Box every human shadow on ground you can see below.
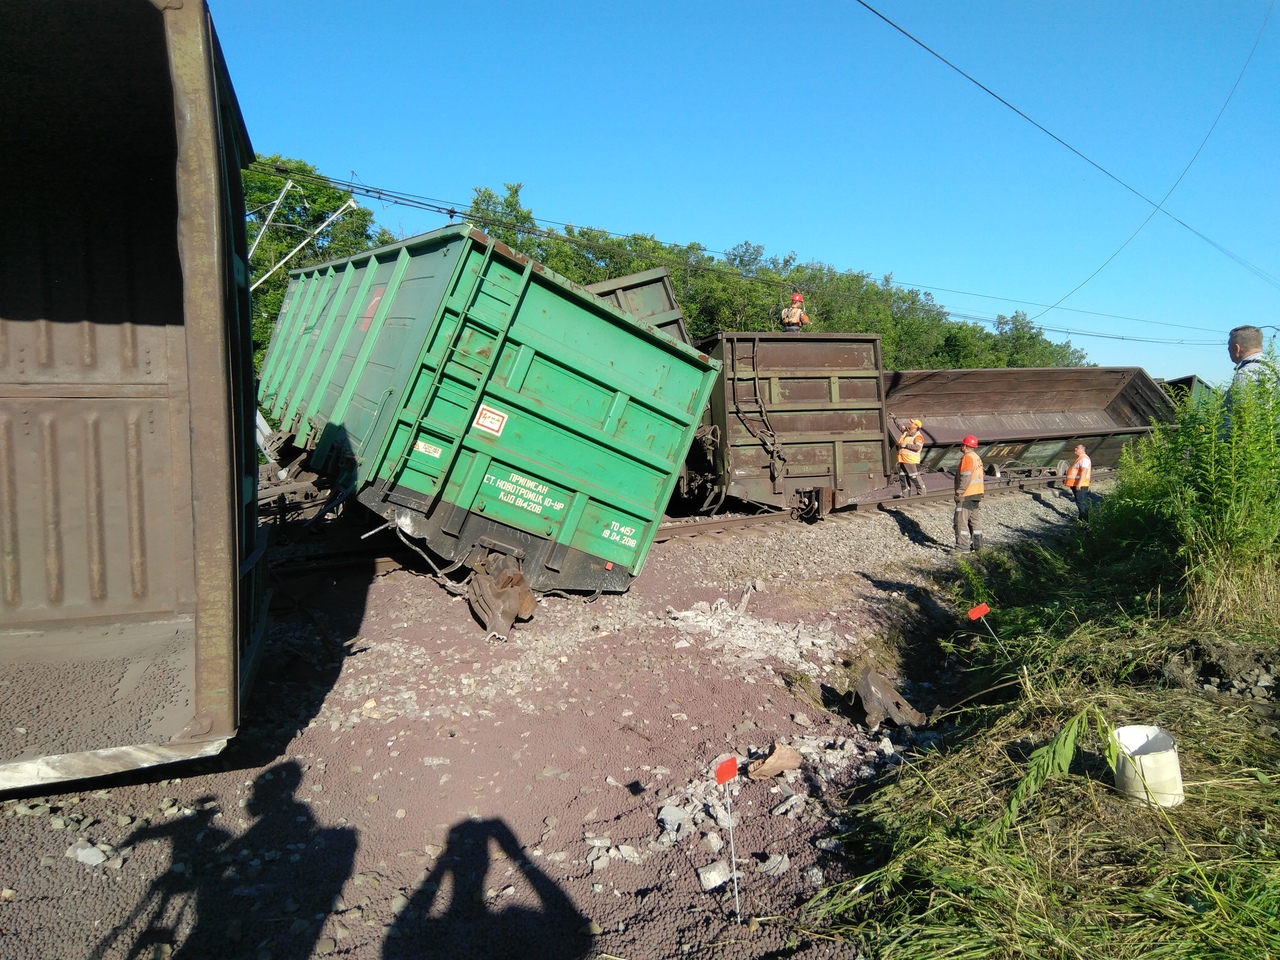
[383,818,591,960]
[90,759,356,960]
[883,508,948,549]
[1029,489,1084,521]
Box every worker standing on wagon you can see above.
[953,434,985,551]
[896,418,926,497]
[780,293,810,332]
[1062,443,1092,519]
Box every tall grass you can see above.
[797,595,1280,958]
[1103,374,1280,625]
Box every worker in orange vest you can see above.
[1063,443,1092,518]
[896,418,926,497]
[953,434,985,551]
[780,293,811,332]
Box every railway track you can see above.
[856,471,1072,513]
[271,473,1083,579]
[653,511,791,540]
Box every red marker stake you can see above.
[714,755,742,923]
[968,603,1011,660]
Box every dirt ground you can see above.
[0,500,1073,960]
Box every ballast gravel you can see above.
[1,489,1094,960]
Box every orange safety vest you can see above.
[781,305,810,328]
[957,449,984,498]
[1065,454,1092,489]
[897,429,924,465]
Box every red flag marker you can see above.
[713,754,742,922]
[715,756,738,785]
[966,602,1011,660]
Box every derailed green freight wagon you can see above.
[259,225,719,632]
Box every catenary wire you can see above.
[851,0,1280,292]
[246,164,1231,348]
[948,312,1220,346]
[1028,0,1275,320]
[247,162,1228,345]
[892,283,1221,333]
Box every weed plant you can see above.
[1104,374,1280,625]
[803,678,1280,958]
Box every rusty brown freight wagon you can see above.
[0,0,268,789]
[581,271,894,517]
[689,333,891,517]
[882,367,1174,476]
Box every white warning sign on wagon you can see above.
[472,404,508,437]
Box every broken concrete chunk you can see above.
[758,853,791,876]
[657,805,691,832]
[771,795,805,818]
[697,859,732,891]
[707,800,736,831]
[65,838,106,866]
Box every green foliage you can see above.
[465,184,1087,370]
[245,155,396,370]
[1102,369,1280,624]
[992,705,1118,842]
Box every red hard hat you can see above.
[791,293,804,303]
[962,434,979,448]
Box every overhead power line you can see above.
[247,163,1227,348]
[1029,0,1275,319]
[886,281,1222,333]
[949,312,1220,346]
[247,163,820,293]
[851,0,1280,292]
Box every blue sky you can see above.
[209,0,1278,384]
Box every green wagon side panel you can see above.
[258,224,718,585]
[289,261,375,439]
[267,268,334,421]
[280,264,355,432]
[258,275,302,401]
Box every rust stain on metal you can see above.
[0,416,19,606]
[85,414,106,601]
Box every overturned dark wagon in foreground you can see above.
[258,226,719,633]
[0,0,268,790]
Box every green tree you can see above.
[460,183,1090,371]
[992,311,1088,367]
[465,183,539,256]
[245,154,395,369]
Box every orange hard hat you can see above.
[962,434,979,448]
[791,293,804,303]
